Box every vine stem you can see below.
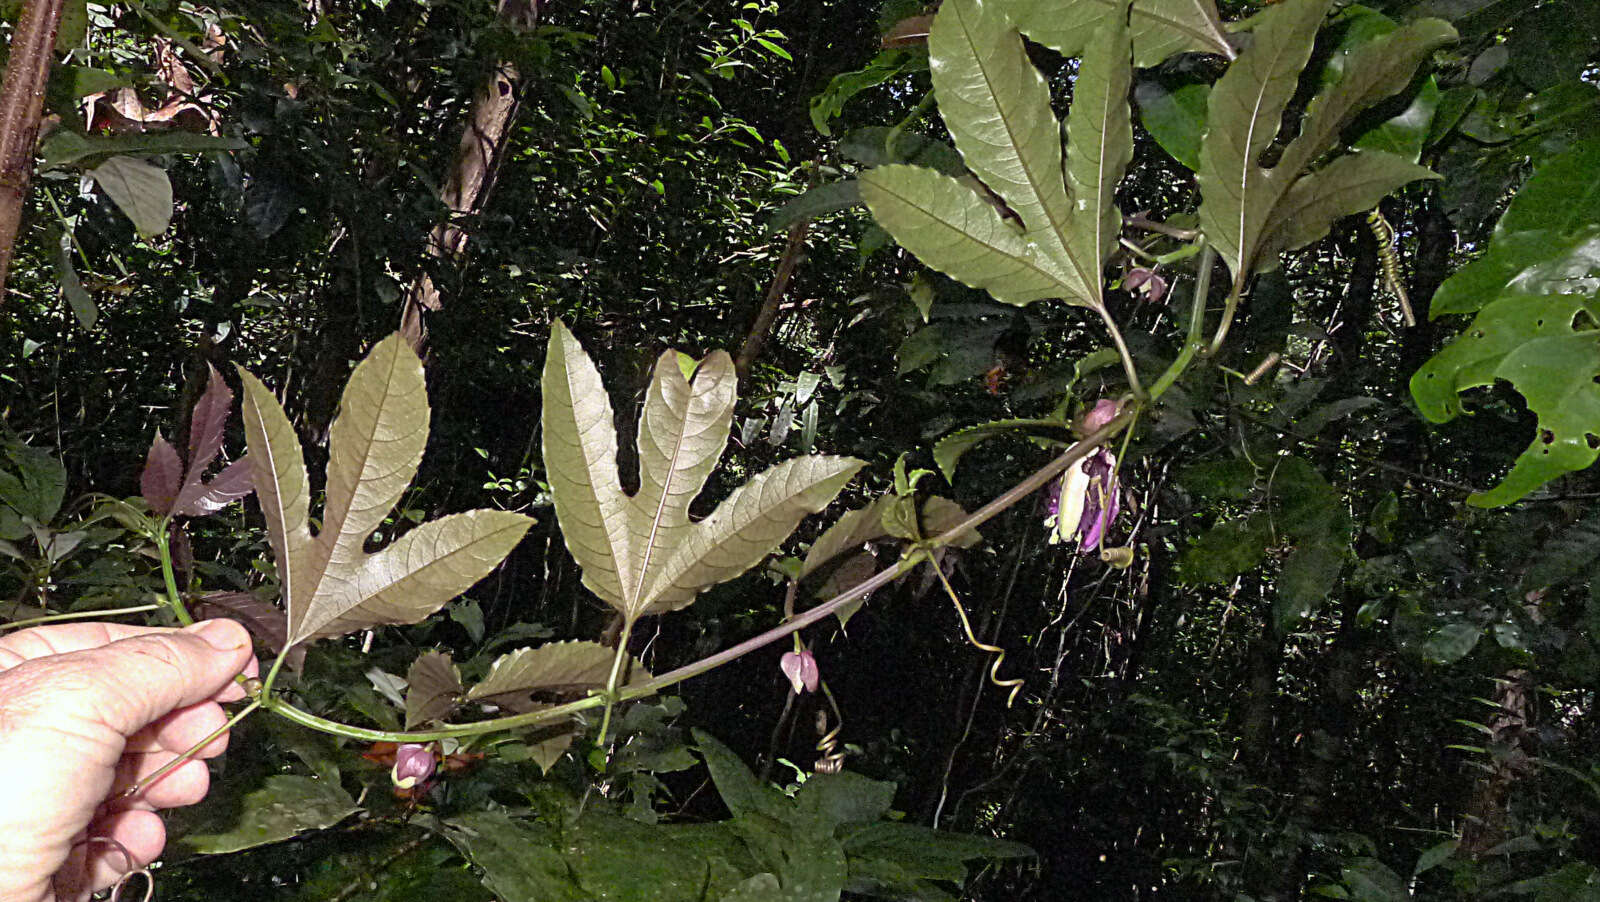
[595,617,636,755]
[152,525,195,626]
[120,698,261,800]
[1095,302,1146,399]
[252,414,1140,744]
[1149,243,1215,400]
[0,604,160,632]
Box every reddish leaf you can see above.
[186,364,232,478]
[176,455,254,517]
[192,590,304,672]
[882,14,932,48]
[140,431,182,515]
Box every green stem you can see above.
[252,418,1136,745]
[152,525,195,626]
[121,699,261,800]
[1096,303,1146,399]
[0,603,161,632]
[1206,276,1243,357]
[1149,243,1215,401]
[595,618,636,754]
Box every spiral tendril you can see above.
[929,552,1023,707]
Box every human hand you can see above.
[0,619,258,901]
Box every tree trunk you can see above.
[398,0,540,354]
[0,0,67,297]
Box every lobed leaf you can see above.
[405,649,464,728]
[1412,293,1600,505]
[466,640,649,711]
[930,0,1077,280]
[1062,1,1135,309]
[1196,0,1334,282]
[543,321,862,624]
[239,334,533,647]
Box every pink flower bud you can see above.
[391,743,436,789]
[780,649,820,694]
[1081,399,1120,433]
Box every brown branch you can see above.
[734,218,810,382]
[399,0,540,354]
[0,0,67,298]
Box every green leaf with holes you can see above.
[1412,292,1600,506]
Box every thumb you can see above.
[54,619,254,737]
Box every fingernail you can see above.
[190,619,247,651]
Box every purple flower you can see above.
[1126,268,1168,304]
[780,649,820,694]
[1050,448,1121,554]
[1081,399,1120,433]
[391,743,436,789]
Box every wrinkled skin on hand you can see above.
[0,620,257,901]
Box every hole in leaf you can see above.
[1587,434,1599,449]
[1541,428,1556,445]
[1472,330,1485,339]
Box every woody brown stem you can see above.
[0,0,67,298]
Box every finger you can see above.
[49,620,255,738]
[0,622,177,670]
[124,700,229,757]
[110,754,211,809]
[55,811,164,898]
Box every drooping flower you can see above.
[1080,398,1120,434]
[1125,268,1169,305]
[391,743,437,789]
[779,649,820,694]
[1046,402,1123,554]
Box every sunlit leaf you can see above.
[1196,0,1337,281]
[88,155,173,237]
[1135,78,1209,171]
[542,320,862,626]
[1413,293,1600,506]
[1061,1,1134,309]
[930,0,1076,274]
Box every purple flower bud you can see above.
[1081,399,1120,433]
[1126,268,1169,304]
[780,649,820,694]
[391,743,436,789]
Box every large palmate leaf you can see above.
[1009,0,1233,67]
[861,0,1136,312]
[1196,0,1454,287]
[239,334,533,646]
[542,320,862,625]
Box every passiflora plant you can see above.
[93,325,1036,898]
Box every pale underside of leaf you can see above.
[645,455,865,616]
[931,0,1076,274]
[628,350,737,611]
[1011,0,1234,67]
[306,334,431,635]
[181,456,254,516]
[297,510,533,643]
[1196,0,1334,280]
[1062,4,1135,309]
[1262,152,1439,259]
[236,368,313,626]
[542,320,638,609]
[860,165,1082,306]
